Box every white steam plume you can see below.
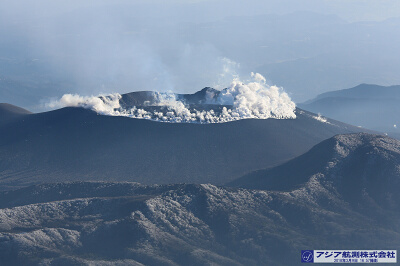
[46,94,122,115]
[47,73,296,123]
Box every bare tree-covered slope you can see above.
[229,133,400,211]
[0,133,399,265]
[0,179,398,265]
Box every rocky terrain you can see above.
[0,133,398,265]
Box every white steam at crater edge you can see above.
[47,73,296,123]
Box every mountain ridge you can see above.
[0,133,398,265]
[0,103,370,190]
[229,132,400,213]
[0,173,398,265]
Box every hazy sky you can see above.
[1,0,400,110]
[2,0,400,21]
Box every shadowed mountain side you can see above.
[0,106,368,190]
[0,103,32,126]
[0,181,399,265]
[229,133,400,213]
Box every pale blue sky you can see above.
[1,0,400,110]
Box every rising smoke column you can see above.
[47,73,296,123]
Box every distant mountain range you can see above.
[299,84,400,134]
[304,84,400,102]
[0,89,369,190]
[0,133,399,265]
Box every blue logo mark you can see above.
[301,250,314,263]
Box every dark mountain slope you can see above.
[229,133,400,212]
[0,105,368,190]
[0,103,31,126]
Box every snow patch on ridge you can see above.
[312,113,329,124]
